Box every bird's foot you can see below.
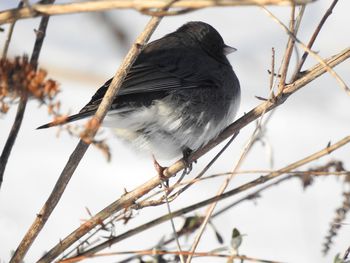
[182,148,196,175]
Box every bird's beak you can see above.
[223,44,237,55]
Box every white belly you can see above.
[103,94,240,160]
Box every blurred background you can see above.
[0,0,349,262]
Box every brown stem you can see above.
[261,5,349,95]
[1,2,23,59]
[63,135,350,262]
[291,0,339,80]
[0,0,53,190]
[61,249,283,263]
[0,1,314,25]
[277,3,296,93]
[0,94,28,188]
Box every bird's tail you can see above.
[36,110,95,129]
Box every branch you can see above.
[61,249,283,263]
[291,0,339,80]
[261,5,350,95]
[61,135,350,262]
[277,3,296,93]
[0,98,28,189]
[38,47,350,263]
[0,0,52,190]
[0,0,316,25]
[1,2,22,59]
[93,166,348,263]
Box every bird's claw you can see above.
[182,147,196,175]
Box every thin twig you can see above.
[169,170,348,191]
[1,2,23,59]
[140,7,194,16]
[62,135,350,262]
[269,47,276,91]
[261,6,350,96]
[294,4,306,35]
[1,22,15,58]
[291,0,339,80]
[134,166,349,208]
[0,96,27,188]
[0,0,53,190]
[288,4,305,78]
[161,181,185,263]
[0,0,314,25]
[60,210,128,260]
[60,249,283,263]
[36,47,350,263]
[277,3,296,94]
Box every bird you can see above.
[38,21,241,166]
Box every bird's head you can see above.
[176,21,236,59]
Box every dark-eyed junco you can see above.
[38,21,241,161]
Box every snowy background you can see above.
[0,0,350,262]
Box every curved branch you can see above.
[0,0,316,25]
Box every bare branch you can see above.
[0,95,28,188]
[261,6,350,95]
[0,0,53,190]
[278,3,296,94]
[0,0,316,25]
[161,182,186,263]
[1,2,23,59]
[60,249,284,263]
[292,0,339,80]
[61,135,350,262]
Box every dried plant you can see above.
[297,160,347,189]
[323,175,350,255]
[0,55,59,114]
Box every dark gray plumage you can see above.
[38,21,241,159]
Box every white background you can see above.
[0,1,350,262]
